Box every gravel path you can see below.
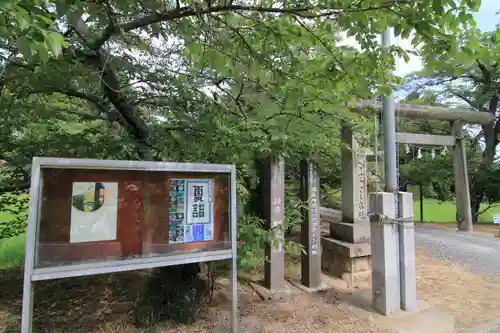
[415,225,500,275]
[320,207,500,275]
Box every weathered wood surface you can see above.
[350,100,495,125]
[395,132,455,146]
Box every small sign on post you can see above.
[494,214,500,238]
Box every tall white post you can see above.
[369,192,401,315]
[398,192,417,311]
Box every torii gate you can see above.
[351,101,496,232]
[254,100,495,317]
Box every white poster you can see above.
[169,179,214,243]
[70,182,118,243]
[186,180,212,224]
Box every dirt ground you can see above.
[1,250,500,333]
[0,266,390,333]
[415,248,500,330]
[421,222,499,237]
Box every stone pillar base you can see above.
[321,236,371,287]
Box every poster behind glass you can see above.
[35,168,230,269]
[70,182,119,243]
[168,178,214,244]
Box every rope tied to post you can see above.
[368,212,414,227]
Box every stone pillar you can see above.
[341,127,368,222]
[398,192,417,311]
[452,120,473,232]
[263,156,285,291]
[321,125,371,286]
[299,159,321,288]
[369,192,400,316]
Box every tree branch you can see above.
[91,1,409,49]
[52,108,111,121]
[477,201,500,215]
[29,88,112,117]
[476,60,492,85]
[452,91,487,112]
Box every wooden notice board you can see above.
[36,168,230,268]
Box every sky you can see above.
[389,1,499,153]
[396,0,499,77]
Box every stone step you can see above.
[328,220,370,244]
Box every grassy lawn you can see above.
[0,233,25,269]
[414,198,500,223]
[0,207,26,269]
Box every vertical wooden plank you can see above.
[22,158,43,333]
[452,120,473,232]
[299,160,321,288]
[263,156,285,291]
[230,166,238,333]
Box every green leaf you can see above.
[495,31,500,43]
[432,0,444,15]
[33,42,49,63]
[47,32,64,57]
[394,24,402,37]
[16,36,33,58]
[32,30,45,42]
[402,53,410,63]
[16,14,30,31]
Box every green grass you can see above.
[0,233,26,269]
[0,207,26,270]
[413,198,500,223]
[0,210,16,221]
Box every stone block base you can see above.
[249,281,296,301]
[329,221,370,243]
[321,237,371,287]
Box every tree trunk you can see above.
[470,189,482,224]
[469,94,499,225]
[249,158,266,219]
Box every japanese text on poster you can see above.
[168,179,214,244]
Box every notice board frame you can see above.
[21,157,238,333]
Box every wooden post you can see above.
[299,159,321,288]
[452,120,473,232]
[263,156,285,291]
